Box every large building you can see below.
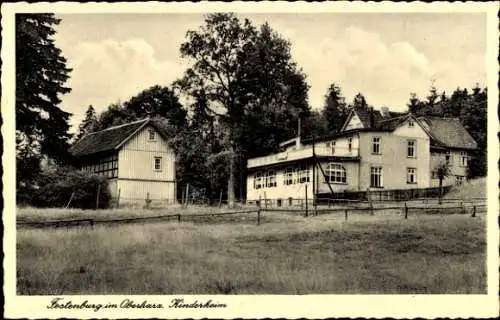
[246,106,477,203]
[70,118,176,206]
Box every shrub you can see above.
[30,165,111,209]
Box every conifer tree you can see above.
[76,105,98,140]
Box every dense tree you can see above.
[321,83,349,133]
[16,14,73,197]
[405,84,487,178]
[168,89,228,203]
[407,92,423,114]
[459,86,487,177]
[89,85,187,135]
[351,92,368,109]
[76,105,98,140]
[301,110,329,139]
[176,13,310,205]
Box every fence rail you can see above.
[17,210,260,229]
[17,199,487,230]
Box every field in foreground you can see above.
[17,210,485,294]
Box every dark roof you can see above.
[306,109,477,150]
[301,127,393,145]
[375,115,409,130]
[352,106,382,128]
[418,116,478,150]
[70,118,168,157]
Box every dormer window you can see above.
[148,130,156,141]
[408,120,414,127]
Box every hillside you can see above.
[444,177,487,200]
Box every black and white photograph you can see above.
[2,1,499,319]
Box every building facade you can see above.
[70,118,176,206]
[246,106,477,203]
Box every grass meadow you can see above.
[17,208,486,294]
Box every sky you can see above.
[53,13,487,132]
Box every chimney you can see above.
[381,106,390,118]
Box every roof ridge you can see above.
[85,118,149,136]
[376,114,408,123]
[419,115,460,120]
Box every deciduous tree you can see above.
[176,13,310,206]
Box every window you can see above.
[408,120,414,127]
[456,176,465,185]
[347,137,352,152]
[148,130,156,141]
[460,151,468,167]
[284,167,297,185]
[265,170,277,188]
[154,157,162,171]
[331,141,336,155]
[254,172,263,189]
[407,168,417,184]
[325,163,347,184]
[299,166,310,183]
[407,140,416,158]
[445,152,451,165]
[372,137,381,154]
[370,167,383,188]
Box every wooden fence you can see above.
[16,209,262,229]
[261,200,487,219]
[17,196,487,230]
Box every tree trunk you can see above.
[227,145,235,208]
[438,178,443,205]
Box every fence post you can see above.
[258,194,262,209]
[95,183,101,210]
[181,188,185,207]
[177,214,181,223]
[66,192,75,209]
[305,184,309,217]
[370,201,374,215]
[257,208,261,225]
[345,208,348,221]
[264,191,268,209]
[404,202,408,219]
[145,192,151,209]
[472,205,476,218]
[116,188,121,208]
[218,190,223,208]
[185,184,190,207]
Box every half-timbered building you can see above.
[70,118,176,206]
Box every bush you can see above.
[29,165,111,209]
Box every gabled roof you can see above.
[316,107,477,150]
[70,118,168,157]
[417,116,478,150]
[375,115,410,131]
[341,106,406,131]
[352,105,383,128]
